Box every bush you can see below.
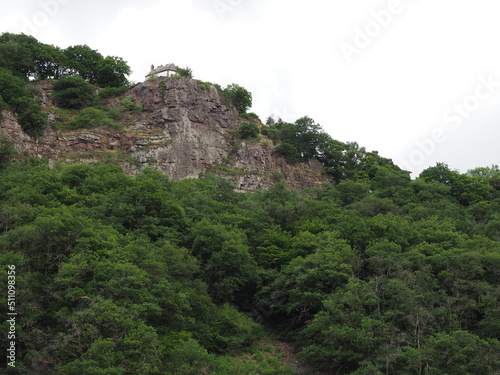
[52,76,96,109]
[17,101,48,134]
[177,66,193,78]
[239,112,261,122]
[261,126,280,143]
[238,122,260,140]
[98,86,128,99]
[273,142,301,163]
[69,107,121,130]
[0,69,47,134]
[120,96,141,112]
[197,80,213,91]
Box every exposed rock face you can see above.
[0,78,332,191]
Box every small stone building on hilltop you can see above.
[146,63,178,78]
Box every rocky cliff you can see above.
[0,78,331,191]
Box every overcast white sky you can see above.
[2,0,500,176]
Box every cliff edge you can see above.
[0,78,331,191]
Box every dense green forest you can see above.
[1,33,500,374]
[0,157,499,374]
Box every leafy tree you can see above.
[63,45,104,84]
[0,32,39,78]
[263,241,354,325]
[189,221,260,304]
[418,331,500,375]
[420,162,491,205]
[223,83,252,114]
[0,33,130,85]
[297,279,386,373]
[96,56,131,87]
[0,68,31,108]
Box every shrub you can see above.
[197,80,213,91]
[120,96,141,112]
[0,69,47,134]
[17,101,48,134]
[69,107,121,130]
[239,112,261,122]
[177,66,193,78]
[273,142,301,163]
[52,76,96,109]
[98,86,128,99]
[238,122,260,140]
[261,126,280,143]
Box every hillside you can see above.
[1,34,500,375]
[0,77,330,192]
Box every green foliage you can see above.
[222,83,253,114]
[52,76,96,109]
[0,94,7,117]
[238,122,260,140]
[265,116,406,183]
[120,96,141,112]
[197,80,213,91]
[95,56,131,87]
[273,142,301,163]
[1,36,500,373]
[0,135,17,167]
[0,32,53,79]
[239,112,261,122]
[0,67,47,134]
[17,100,48,134]
[0,68,30,108]
[176,66,193,78]
[418,331,500,374]
[0,159,499,374]
[98,86,129,99]
[63,45,130,87]
[420,162,491,205]
[69,107,121,130]
[0,33,131,86]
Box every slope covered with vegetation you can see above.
[0,34,499,374]
[0,156,499,374]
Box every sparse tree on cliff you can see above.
[223,83,252,114]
